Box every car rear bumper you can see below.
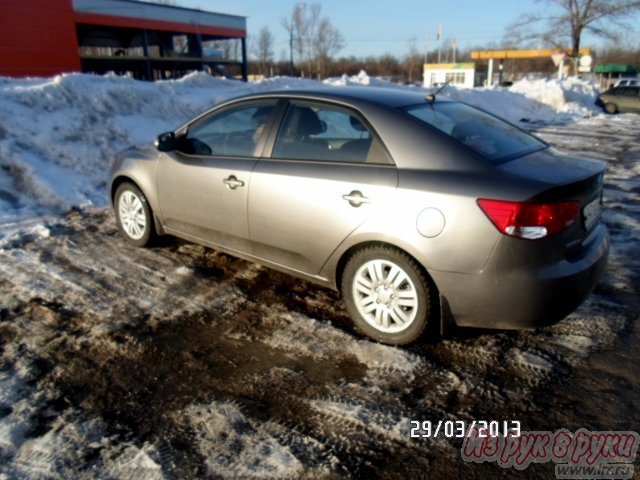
[431,224,609,330]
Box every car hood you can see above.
[497,147,606,186]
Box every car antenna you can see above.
[426,78,453,103]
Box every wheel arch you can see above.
[332,239,433,290]
[335,240,443,324]
[335,241,389,291]
[111,175,134,205]
[111,175,165,236]
[336,241,447,341]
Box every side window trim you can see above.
[256,98,289,158]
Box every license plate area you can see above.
[583,198,602,230]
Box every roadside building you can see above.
[471,49,593,85]
[0,0,248,80]
[423,63,476,88]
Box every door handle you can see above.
[342,190,371,207]
[223,175,245,190]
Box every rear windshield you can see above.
[404,102,547,164]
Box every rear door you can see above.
[248,101,398,275]
[622,87,640,112]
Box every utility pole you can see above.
[452,36,457,63]
[423,39,429,86]
[289,31,294,75]
[437,24,442,64]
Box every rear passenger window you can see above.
[614,87,639,97]
[272,102,392,164]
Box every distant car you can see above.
[596,85,640,113]
[110,87,608,345]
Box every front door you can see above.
[157,100,277,253]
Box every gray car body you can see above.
[111,87,608,330]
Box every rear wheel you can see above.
[604,102,618,114]
[114,182,155,247]
[341,246,431,345]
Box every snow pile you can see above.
[324,70,405,89]
[509,77,601,117]
[0,71,602,224]
[440,86,560,124]
[325,70,601,124]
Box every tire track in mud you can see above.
[0,114,639,478]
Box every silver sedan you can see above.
[110,87,608,345]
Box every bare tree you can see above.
[598,42,640,65]
[402,37,423,84]
[281,3,309,75]
[512,0,640,72]
[315,17,345,78]
[251,26,275,76]
[281,2,345,78]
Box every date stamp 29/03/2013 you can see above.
[409,420,522,439]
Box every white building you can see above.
[424,62,475,88]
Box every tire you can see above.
[604,102,618,114]
[341,246,432,345]
[114,182,156,247]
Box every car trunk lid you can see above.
[498,148,606,257]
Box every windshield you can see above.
[404,102,547,164]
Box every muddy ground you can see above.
[0,115,639,479]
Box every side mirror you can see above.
[155,132,175,152]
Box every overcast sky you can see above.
[176,0,639,58]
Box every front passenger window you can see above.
[180,101,276,157]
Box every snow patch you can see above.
[176,402,303,479]
[105,444,165,480]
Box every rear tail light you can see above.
[477,199,579,240]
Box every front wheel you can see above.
[604,102,618,114]
[341,246,432,345]
[114,182,156,247]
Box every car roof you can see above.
[225,86,450,109]
[610,85,640,91]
